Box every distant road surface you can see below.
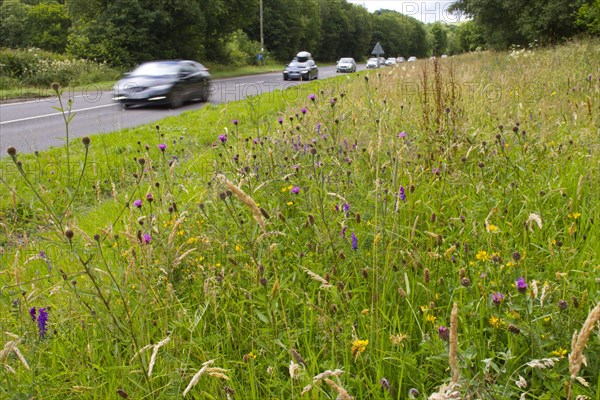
[0,64,365,156]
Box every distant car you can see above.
[378,57,386,65]
[407,56,417,62]
[113,60,211,108]
[385,57,397,66]
[366,57,379,69]
[283,51,318,81]
[336,57,356,73]
[441,54,448,58]
[396,57,405,63]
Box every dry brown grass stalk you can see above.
[0,338,29,371]
[182,360,228,397]
[324,378,353,400]
[569,301,600,379]
[301,266,332,288]
[449,302,459,384]
[147,335,170,377]
[217,174,266,232]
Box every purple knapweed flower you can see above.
[316,123,321,134]
[292,164,300,170]
[291,186,300,194]
[301,107,307,115]
[145,193,154,203]
[133,199,143,208]
[433,167,441,175]
[143,233,152,244]
[232,119,239,125]
[158,143,167,152]
[37,308,48,338]
[308,93,316,101]
[491,292,504,305]
[399,186,406,202]
[351,232,358,250]
[218,134,227,143]
[438,325,449,341]
[516,277,528,293]
[398,131,407,138]
[278,117,283,124]
[29,307,37,322]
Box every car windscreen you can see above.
[288,61,306,67]
[339,58,353,63]
[131,62,180,77]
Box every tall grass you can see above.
[0,39,599,399]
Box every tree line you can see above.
[1,0,599,67]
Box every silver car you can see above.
[366,57,379,69]
[336,58,356,73]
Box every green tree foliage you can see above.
[371,10,427,58]
[450,0,586,49]
[577,0,600,34]
[0,0,70,52]
[455,21,486,52]
[429,22,448,56]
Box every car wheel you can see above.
[168,87,185,108]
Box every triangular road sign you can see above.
[371,42,384,56]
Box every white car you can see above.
[366,58,379,69]
[385,57,397,66]
[336,57,357,73]
[396,57,405,63]
[407,56,417,62]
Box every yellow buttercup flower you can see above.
[551,347,567,358]
[351,339,368,357]
[476,250,490,261]
[486,224,499,233]
[489,316,501,328]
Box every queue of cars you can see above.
[113,51,430,109]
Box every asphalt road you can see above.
[0,64,365,156]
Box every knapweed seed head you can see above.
[64,228,74,240]
[7,146,17,159]
[82,136,91,147]
[379,378,391,390]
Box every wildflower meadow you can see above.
[1,40,599,399]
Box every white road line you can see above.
[0,93,107,107]
[0,103,117,125]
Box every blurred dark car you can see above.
[336,57,356,73]
[113,60,211,108]
[283,51,319,81]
